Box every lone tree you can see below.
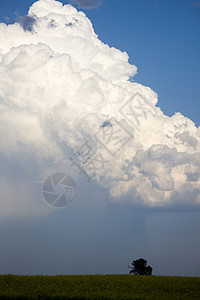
[128,258,153,275]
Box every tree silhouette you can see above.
[128,258,153,275]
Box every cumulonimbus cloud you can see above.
[0,0,199,217]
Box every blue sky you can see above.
[0,0,200,277]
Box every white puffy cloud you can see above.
[0,0,199,218]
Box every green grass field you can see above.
[0,274,199,299]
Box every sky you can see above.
[0,0,200,277]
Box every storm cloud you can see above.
[0,0,200,218]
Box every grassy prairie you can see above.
[0,274,199,299]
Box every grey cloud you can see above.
[49,20,57,28]
[185,164,200,182]
[131,145,200,192]
[175,131,198,148]
[134,146,175,191]
[65,22,73,27]
[100,120,112,128]
[69,0,102,9]
[190,1,200,7]
[19,15,37,32]
[186,171,200,182]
